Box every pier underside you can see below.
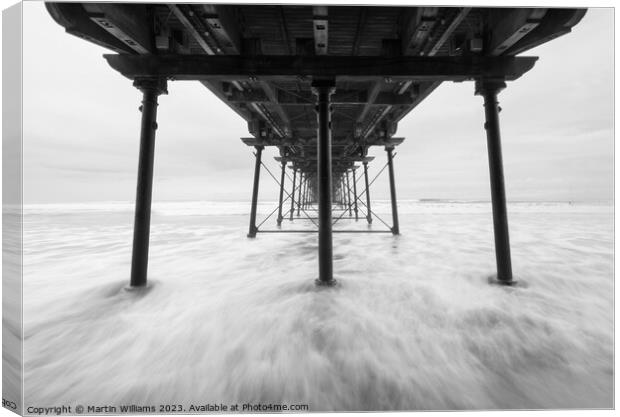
[45,3,586,286]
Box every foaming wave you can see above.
[21,202,613,410]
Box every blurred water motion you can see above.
[18,201,613,410]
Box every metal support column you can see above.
[386,146,400,235]
[345,175,351,212]
[476,78,514,284]
[363,161,372,224]
[340,177,345,207]
[289,168,297,221]
[277,160,286,226]
[303,177,308,209]
[129,78,167,288]
[345,170,353,216]
[352,168,359,221]
[312,79,336,285]
[247,145,264,238]
[297,172,304,216]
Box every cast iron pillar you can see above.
[297,172,304,216]
[340,177,345,207]
[386,146,400,235]
[129,78,167,288]
[345,175,351,213]
[363,161,372,224]
[345,171,353,216]
[289,168,297,221]
[337,178,342,205]
[352,168,359,221]
[247,145,264,238]
[476,78,514,284]
[303,177,308,209]
[276,160,286,226]
[312,79,336,286]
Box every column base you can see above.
[315,278,338,287]
[488,275,526,288]
[123,282,155,294]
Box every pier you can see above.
[45,4,586,287]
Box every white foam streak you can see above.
[18,202,613,410]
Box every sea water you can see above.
[11,201,613,410]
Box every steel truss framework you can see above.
[248,150,398,235]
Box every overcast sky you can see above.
[21,3,613,203]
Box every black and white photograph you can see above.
[1,0,615,414]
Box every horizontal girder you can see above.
[104,54,538,82]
